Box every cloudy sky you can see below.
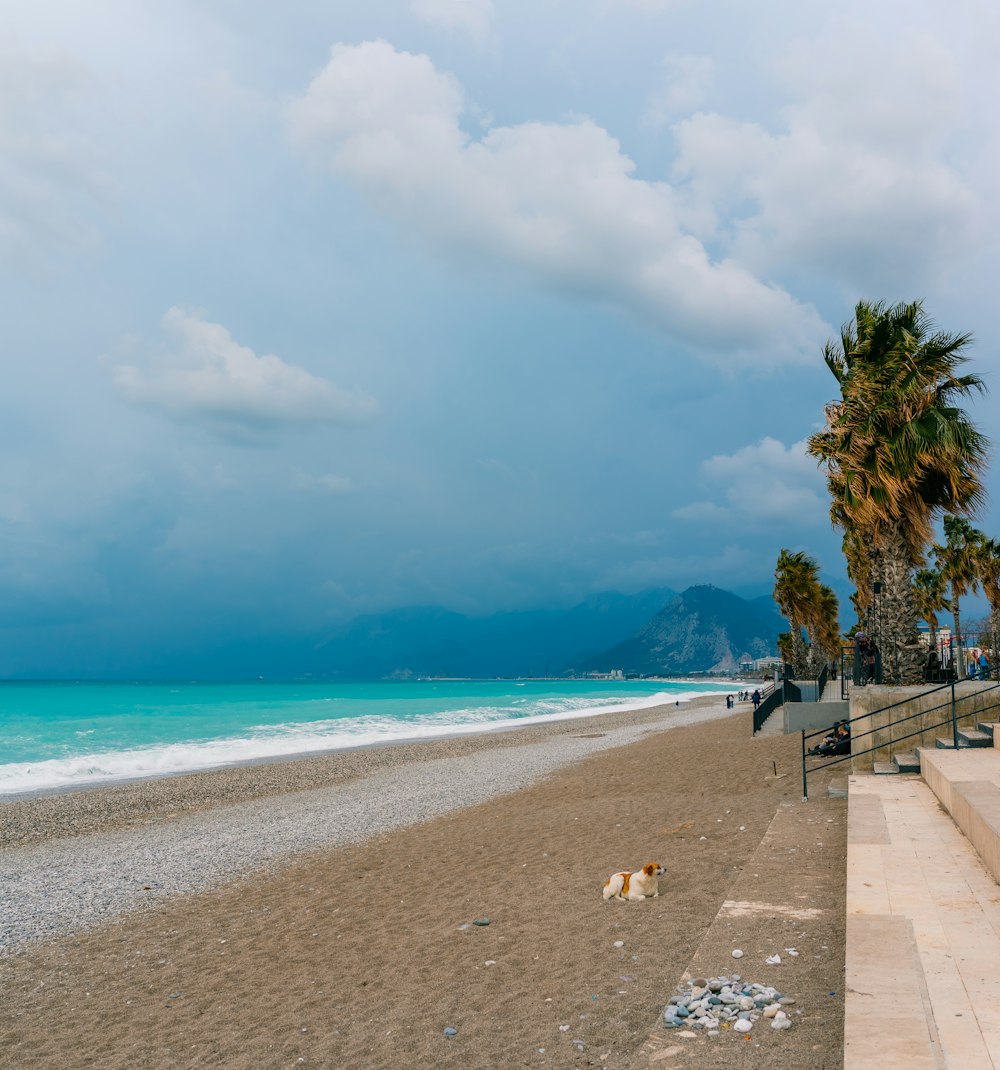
[3,0,998,676]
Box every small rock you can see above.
[473,918,491,926]
[731,949,744,959]
[443,1027,458,1037]
[771,1014,792,1031]
[613,940,624,948]
[766,954,781,965]
[485,960,496,966]
[785,948,799,956]
[733,1019,752,1034]
[559,1024,570,1032]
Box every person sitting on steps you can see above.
[808,720,850,757]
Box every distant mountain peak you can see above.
[583,586,784,675]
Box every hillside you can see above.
[309,587,676,679]
[584,585,784,675]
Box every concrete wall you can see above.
[849,681,1000,773]
[785,700,849,734]
[791,681,820,702]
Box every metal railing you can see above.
[801,679,1000,798]
[816,662,829,698]
[751,682,780,734]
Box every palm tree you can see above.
[912,566,948,650]
[776,631,795,666]
[808,300,989,684]
[976,537,1000,678]
[933,515,983,674]
[811,583,842,670]
[773,551,839,677]
[773,549,818,677]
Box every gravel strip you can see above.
[0,701,734,955]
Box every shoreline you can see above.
[0,694,738,849]
[0,681,749,801]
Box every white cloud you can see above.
[411,0,494,43]
[671,23,978,292]
[287,40,825,364]
[673,437,825,526]
[642,53,713,127]
[111,308,377,441]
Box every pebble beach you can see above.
[0,697,847,1069]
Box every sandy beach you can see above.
[0,698,846,1069]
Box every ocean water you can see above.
[0,679,736,796]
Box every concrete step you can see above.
[959,728,993,748]
[976,722,997,739]
[873,761,899,775]
[921,748,1000,888]
[937,731,993,749]
[847,774,1000,1068]
[893,751,920,773]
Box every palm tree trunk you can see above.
[951,588,964,678]
[790,624,809,679]
[879,522,924,685]
[805,632,824,678]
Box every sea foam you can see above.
[0,687,728,795]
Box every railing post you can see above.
[951,680,959,750]
[801,730,808,800]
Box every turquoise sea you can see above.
[0,678,737,796]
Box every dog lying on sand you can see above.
[602,862,663,901]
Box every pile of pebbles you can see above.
[663,974,795,1035]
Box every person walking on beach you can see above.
[751,688,761,710]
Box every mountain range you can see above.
[309,587,676,679]
[306,584,784,679]
[585,585,786,676]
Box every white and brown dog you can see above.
[602,862,664,901]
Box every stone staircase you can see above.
[847,744,1000,1068]
[873,720,997,775]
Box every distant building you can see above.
[917,624,952,648]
